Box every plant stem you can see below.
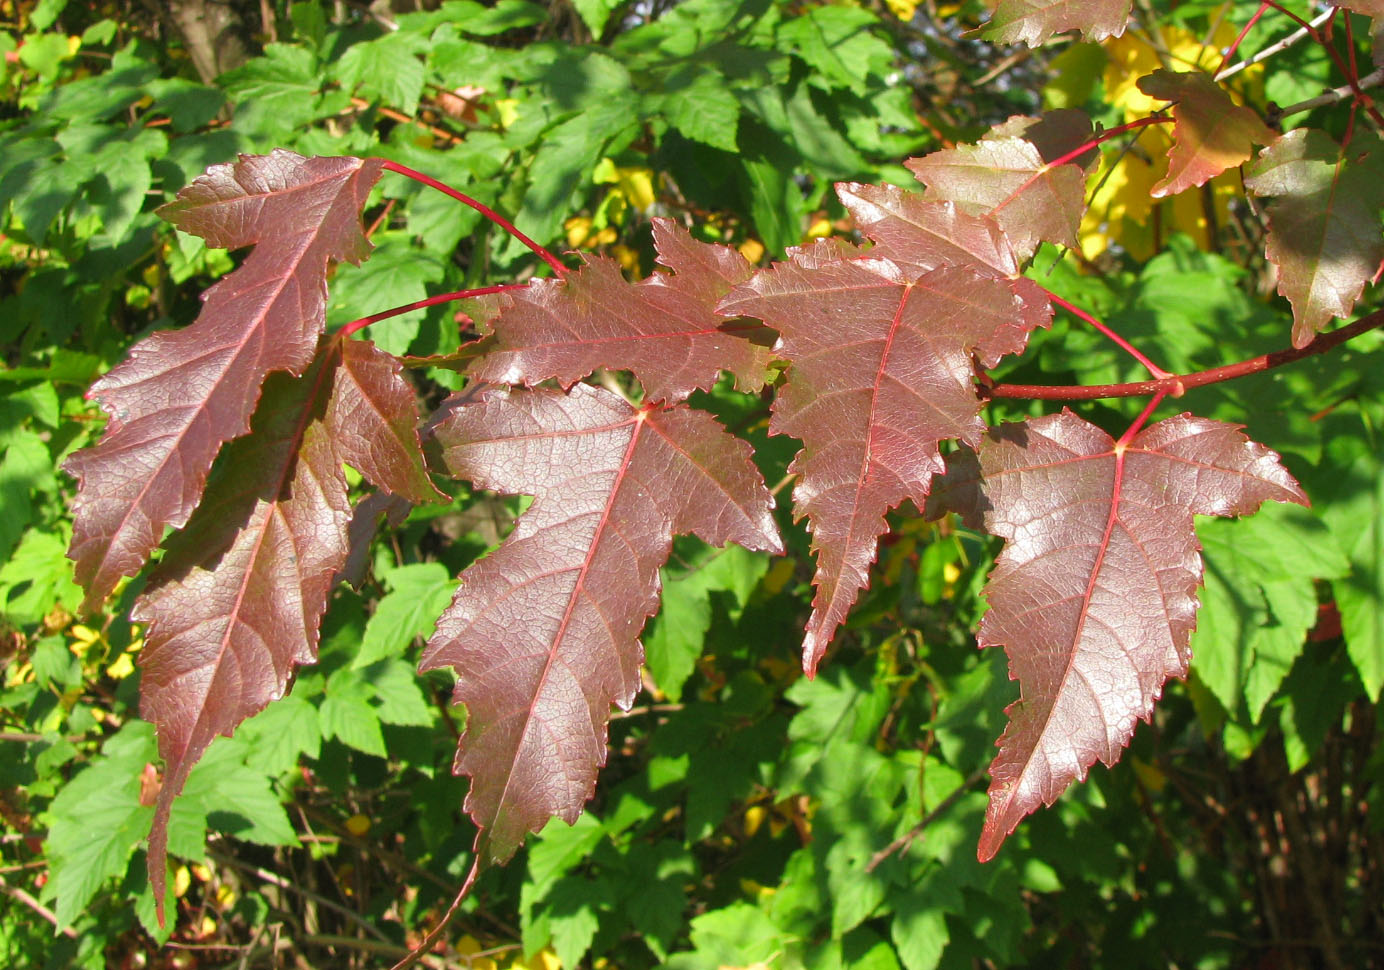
[337,284,529,339]
[987,309,1384,401]
[1042,288,1172,379]
[388,856,482,970]
[376,160,568,276]
[1048,115,1171,172]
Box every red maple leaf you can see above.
[137,336,438,918]
[64,151,384,611]
[982,0,1132,47]
[720,184,1051,672]
[1137,70,1277,198]
[907,111,1095,260]
[469,218,771,403]
[421,383,782,864]
[926,410,1306,860]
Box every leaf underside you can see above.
[720,181,1051,674]
[470,217,770,403]
[1137,70,1276,198]
[137,336,437,917]
[983,0,1133,47]
[421,384,781,864]
[64,150,384,611]
[927,411,1306,860]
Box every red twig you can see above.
[376,160,568,276]
[986,309,1384,401]
[1216,2,1272,78]
[337,284,529,339]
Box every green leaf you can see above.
[320,670,388,757]
[180,739,299,848]
[777,5,892,96]
[221,44,326,138]
[660,71,740,152]
[335,32,427,116]
[363,659,435,727]
[327,233,447,356]
[1191,503,1348,719]
[42,723,156,929]
[355,562,458,668]
[235,693,322,776]
[666,902,783,968]
[644,543,768,702]
[0,528,83,625]
[891,899,949,970]
[570,0,619,36]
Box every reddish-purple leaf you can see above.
[421,383,781,863]
[469,218,770,403]
[926,411,1306,861]
[137,335,435,919]
[982,0,1132,47]
[834,182,1022,277]
[720,217,1050,673]
[1137,70,1276,198]
[906,111,1095,259]
[64,151,384,612]
[1245,129,1384,347]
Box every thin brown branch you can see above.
[865,766,986,872]
[987,309,1384,401]
[388,856,482,970]
[0,875,79,938]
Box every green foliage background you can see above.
[1,1,1381,968]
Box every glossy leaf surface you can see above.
[982,0,1132,47]
[927,411,1306,860]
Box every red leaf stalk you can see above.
[337,284,530,339]
[987,308,1384,401]
[377,160,569,276]
[1043,288,1172,379]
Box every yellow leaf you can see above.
[173,865,192,898]
[805,217,834,239]
[564,217,594,249]
[345,813,371,837]
[495,99,520,128]
[737,238,765,264]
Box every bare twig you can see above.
[1277,67,1384,118]
[209,851,392,944]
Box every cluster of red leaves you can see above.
[67,55,1372,913]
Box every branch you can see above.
[865,767,986,872]
[1277,67,1384,120]
[986,309,1384,400]
[388,856,482,970]
[0,875,79,938]
[337,284,530,339]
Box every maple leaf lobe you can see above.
[137,335,433,920]
[1137,70,1276,198]
[927,410,1305,862]
[64,151,384,612]
[721,229,1050,673]
[422,384,780,863]
[470,218,769,403]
